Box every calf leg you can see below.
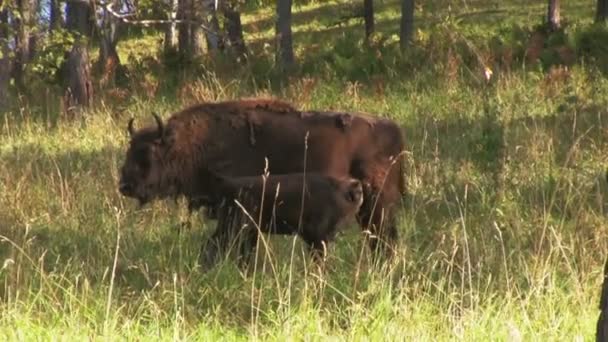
[199,227,227,270]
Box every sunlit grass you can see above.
[2,0,608,339]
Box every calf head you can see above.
[119,113,171,205]
[341,178,364,212]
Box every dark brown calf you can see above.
[197,171,364,268]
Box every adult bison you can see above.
[598,255,608,342]
[118,99,406,261]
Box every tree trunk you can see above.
[0,9,11,110]
[276,0,294,69]
[597,0,608,22]
[547,0,560,31]
[64,44,93,108]
[50,0,64,30]
[190,0,205,58]
[13,0,35,89]
[176,0,204,59]
[203,0,222,51]
[96,0,124,87]
[164,0,179,53]
[29,0,40,59]
[363,0,374,42]
[64,0,93,109]
[66,0,92,37]
[177,0,190,55]
[400,0,414,50]
[223,3,247,60]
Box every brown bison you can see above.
[119,99,406,262]
[598,255,608,342]
[197,171,364,267]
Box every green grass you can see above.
[3,0,608,339]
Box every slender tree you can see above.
[96,0,124,86]
[597,0,608,22]
[0,9,11,109]
[223,1,247,59]
[363,0,374,42]
[190,0,205,57]
[177,0,191,55]
[400,0,414,50]
[13,0,37,89]
[203,0,222,51]
[63,0,93,108]
[547,0,560,31]
[276,0,294,69]
[164,0,178,53]
[50,0,64,30]
[177,0,204,59]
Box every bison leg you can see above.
[357,192,399,259]
[302,238,329,265]
[236,226,258,269]
[199,230,223,270]
[199,205,241,270]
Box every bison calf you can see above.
[198,171,364,269]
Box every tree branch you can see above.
[89,0,216,33]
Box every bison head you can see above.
[119,113,171,205]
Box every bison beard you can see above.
[119,99,406,264]
[197,172,364,268]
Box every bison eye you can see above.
[132,147,151,170]
[135,154,150,170]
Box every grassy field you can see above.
[2,0,608,340]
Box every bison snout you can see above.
[346,180,363,205]
[119,182,134,196]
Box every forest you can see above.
[2,0,608,339]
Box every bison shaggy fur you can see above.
[119,99,406,262]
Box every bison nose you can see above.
[351,180,363,193]
[119,182,133,195]
[347,180,363,204]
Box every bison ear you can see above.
[127,118,135,137]
[163,126,177,147]
[335,113,353,131]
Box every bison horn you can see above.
[127,118,135,137]
[152,112,164,141]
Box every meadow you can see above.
[2,0,608,339]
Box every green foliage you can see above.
[29,29,76,85]
[570,23,608,72]
[301,31,396,81]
